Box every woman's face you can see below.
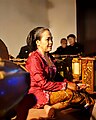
[37,30,53,53]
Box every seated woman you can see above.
[16,27,95,119]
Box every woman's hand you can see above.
[77,83,89,90]
[67,82,77,91]
[67,82,89,91]
[64,79,89,91]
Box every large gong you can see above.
[0,59,30,118]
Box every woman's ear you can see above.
[36,40,40,46]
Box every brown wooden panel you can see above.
[81,58,95,93]
[76,0,96,55]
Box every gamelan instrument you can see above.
[0,59,30,118]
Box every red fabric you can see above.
[25,50,67,108]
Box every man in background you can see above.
[52,38,69,55]
[67,34,84,55]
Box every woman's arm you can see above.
[25,55,67,92]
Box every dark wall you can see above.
[76,0,96,56]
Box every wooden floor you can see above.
[26,104,96,120]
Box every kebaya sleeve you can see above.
[25,56,67,92]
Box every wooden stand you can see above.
[52,54,96,94]
[81,57,96,93]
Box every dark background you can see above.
[76,0,96,56]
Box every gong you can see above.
[0,60,30,118]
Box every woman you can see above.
[25,27,94,118]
